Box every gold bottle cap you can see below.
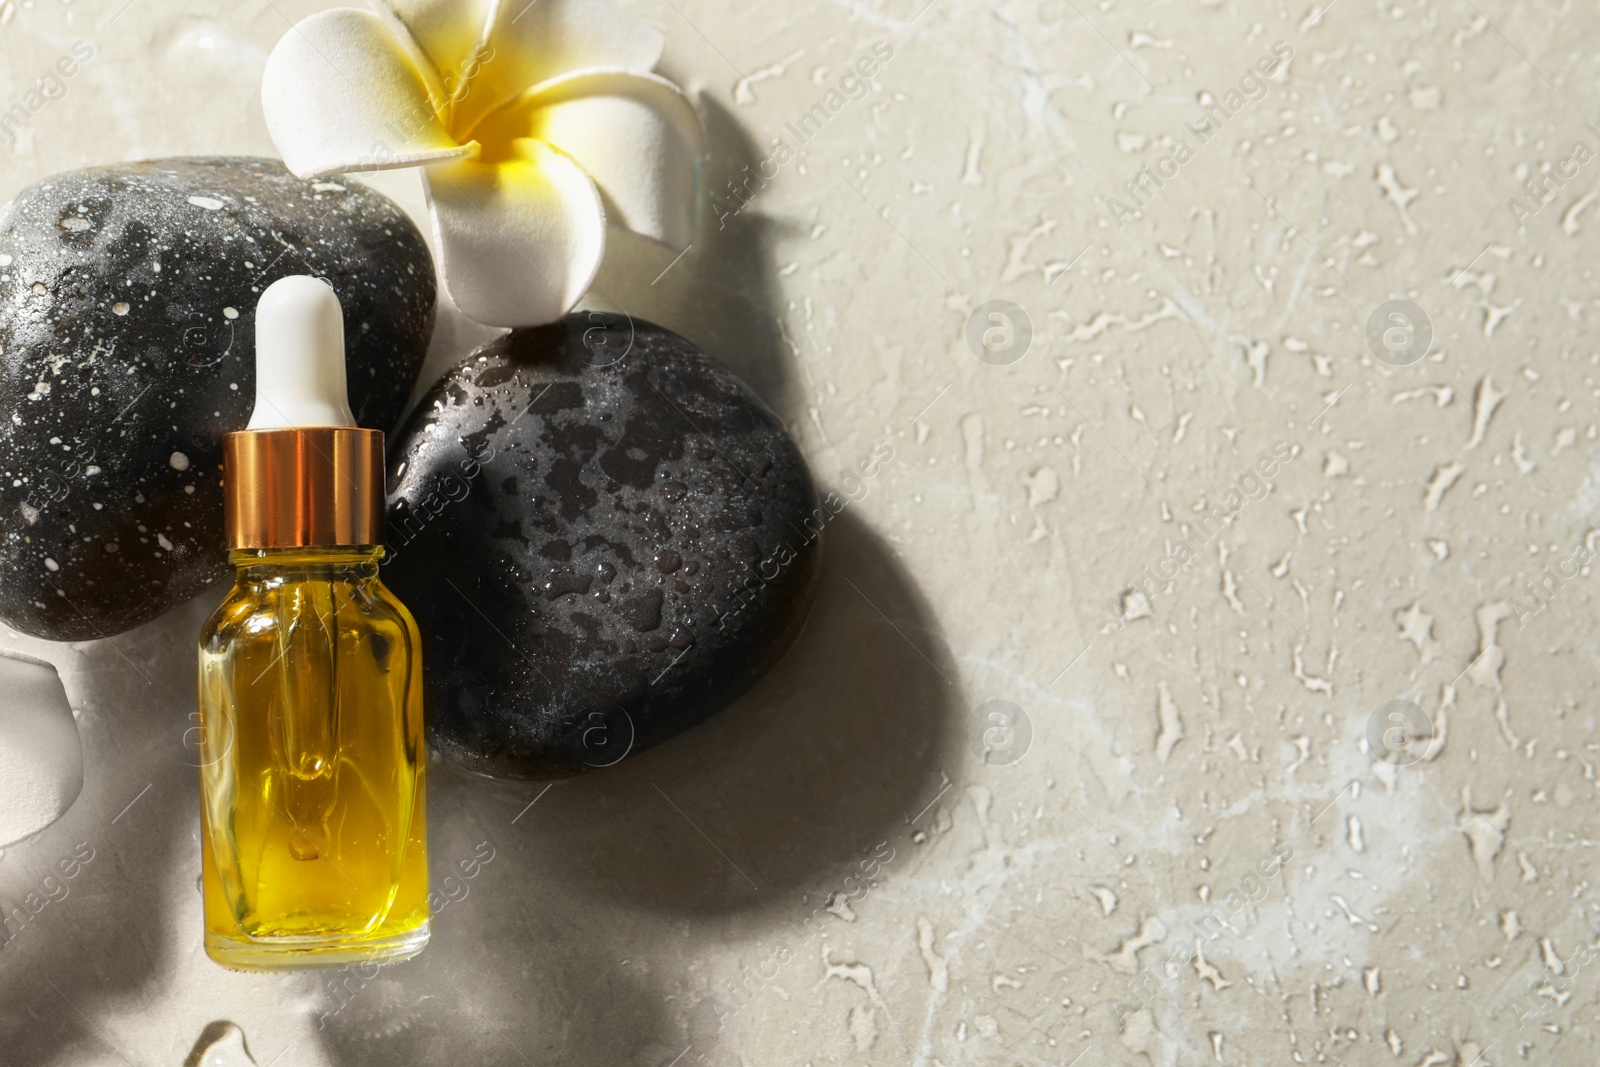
[222,427,384,550]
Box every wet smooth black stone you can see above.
[0,157,435,640]
[383,315,822,779]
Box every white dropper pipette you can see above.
[247,275,357,430]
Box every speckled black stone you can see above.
[383,315,822,779]
[0,157,435,641]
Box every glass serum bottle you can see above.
[196,276,428,969]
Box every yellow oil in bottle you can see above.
[197,546,428,969]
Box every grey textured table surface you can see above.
[1,0,1597,1064]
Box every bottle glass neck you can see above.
[229,546,384,582]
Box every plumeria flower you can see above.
[262,0,705,326]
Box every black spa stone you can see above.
[0,157,435,641]
[383,315,822,778]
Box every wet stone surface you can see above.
[0,156,434,640]
[383,315,823,778]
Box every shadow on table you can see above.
[314,91,961,1066]
[0,90,960,1067]
[496,507,957,912]
[0,593,215,1066]
[316,508,960,1065]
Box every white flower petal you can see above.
[0,651,82,850]
[263,8,474,179]
[423,141,607,327]
[450,0,665,134]
[368,0,489,106]
[472,70,704,250]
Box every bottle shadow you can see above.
[312,802,680,1066]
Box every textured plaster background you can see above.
[1,0,1598,1064]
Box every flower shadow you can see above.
[587,92,800,417]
